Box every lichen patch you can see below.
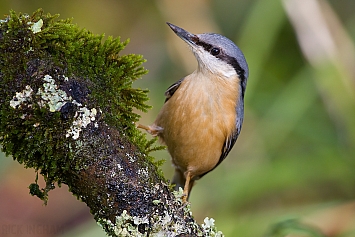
[66,107,98,140]
[10,85,33,109]
[9,74,99,141]
[37,75,71,112]
[28,18,43,34]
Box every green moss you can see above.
[0,9,163,201]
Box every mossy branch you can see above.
[0,9,223,237]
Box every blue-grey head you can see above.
[167,22,248,98]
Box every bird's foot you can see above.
[136,123,163,136]
[181,193,188,203]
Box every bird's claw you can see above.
[136,123,163,136]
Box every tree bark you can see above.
[0,9,223,237]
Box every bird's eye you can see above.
[210,47,220,56]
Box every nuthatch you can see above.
[138,23,248,201]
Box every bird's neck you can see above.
[182,70,240,112]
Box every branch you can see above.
[0,9,223,237]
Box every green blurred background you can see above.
[1,0,355,236]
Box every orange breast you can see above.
[154,72,240,179]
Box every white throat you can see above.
[194,49,237,78]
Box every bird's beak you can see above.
[167,22,198,47]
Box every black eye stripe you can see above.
[194,39,247,98]
[195,41,220,56]
[195,40,213,52]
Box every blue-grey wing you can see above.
[219,126,241,163]
[219,99,244,163]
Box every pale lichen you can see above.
[202,217,224,237]
[37,75,71,112]
[9,85,33,109]
[28,18,43,34]
[37,75,98,140]
[98,205,224,237]
[99,209,179,237]
[96,187,225,237]
[10,75,71,112]
[125,152,135,163]
[137,168,149,178]
[110,210,148,237]
[9,74,99,141]
[66,107,97,140]
[172,187,184,201]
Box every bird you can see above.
[138,22,248,202]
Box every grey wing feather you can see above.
[219,129,240,163]
[164,78,185,102]
[218,100,244,163]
